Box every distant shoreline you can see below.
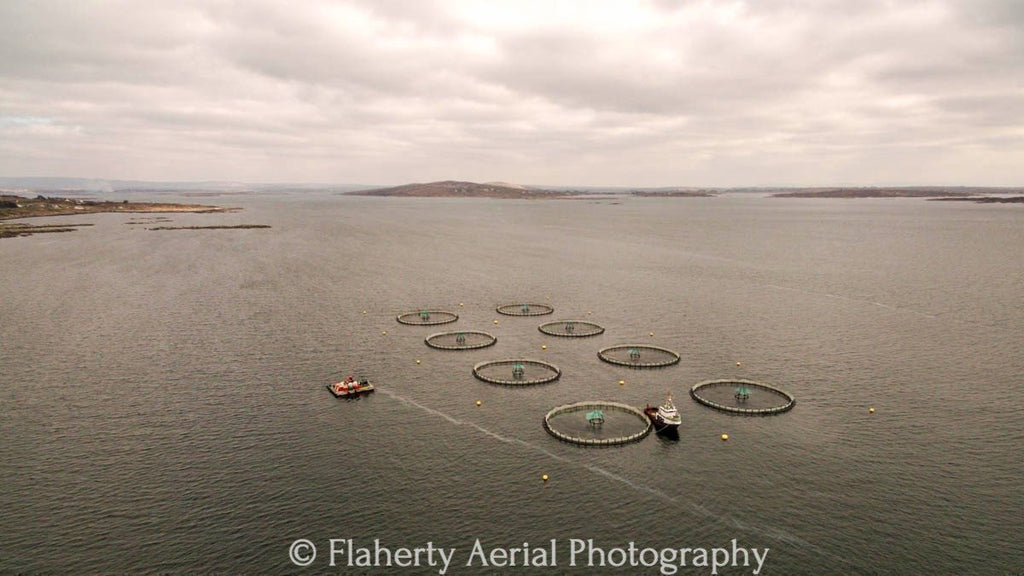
[630,190,715,198]
[928,196,1024,204]
[1,194,233,221]
[1,194,238,238]
[4,182,1022,202]
[769,187,1023,199]
[348,182,1024,200]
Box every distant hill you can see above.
[0,177,376,195]
[0,177,254,193]
[483,181,528,190]
[347,180,578,199]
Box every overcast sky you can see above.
[1,0,1021,187]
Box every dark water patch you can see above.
[1,194,1021,574]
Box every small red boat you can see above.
[327,376,375,398]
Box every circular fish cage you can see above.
[598,345,680,368]
[424,330,497,350]
[496,303,554,317]
[543,401,652,446]
[396,310,459,326]
[538,320,605,338]
[690,379,796,415]
[472,359,561,386]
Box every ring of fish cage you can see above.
[472,359,561,386]
[689,379,796,415]
[424,330,497,350]
[396,310,460,326]
[496,303,555,316]
[538,320,605,337]
[597,344,681,368]
[543,401,653,446]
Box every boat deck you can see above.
[326,383,375,398]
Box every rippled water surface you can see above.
[2,193,1021,574]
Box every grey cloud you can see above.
[0,0,1021,185]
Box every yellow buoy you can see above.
[736,361,742,366]
[587,310,592,315]
[721,433,729,441]
[618,379,625,386]
[476,400,482,407]
[459,302,464,307]
[869,407,875,414]
[541,345,547,350]
[362,310,367,314]
[541,474,549,482]
[415,359,421,365]
[382,330,387,335]
[493,319,499,325]
[649,332,654,337]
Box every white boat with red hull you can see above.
[645,393,682,436]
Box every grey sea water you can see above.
[1,193,1021,575]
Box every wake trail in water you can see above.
[375,386,850,565]
[376,387,570,464]
[764,284,938,319]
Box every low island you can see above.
[630,189,715,197]
[347,180,579,199]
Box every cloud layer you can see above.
[1,0,1021,186]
